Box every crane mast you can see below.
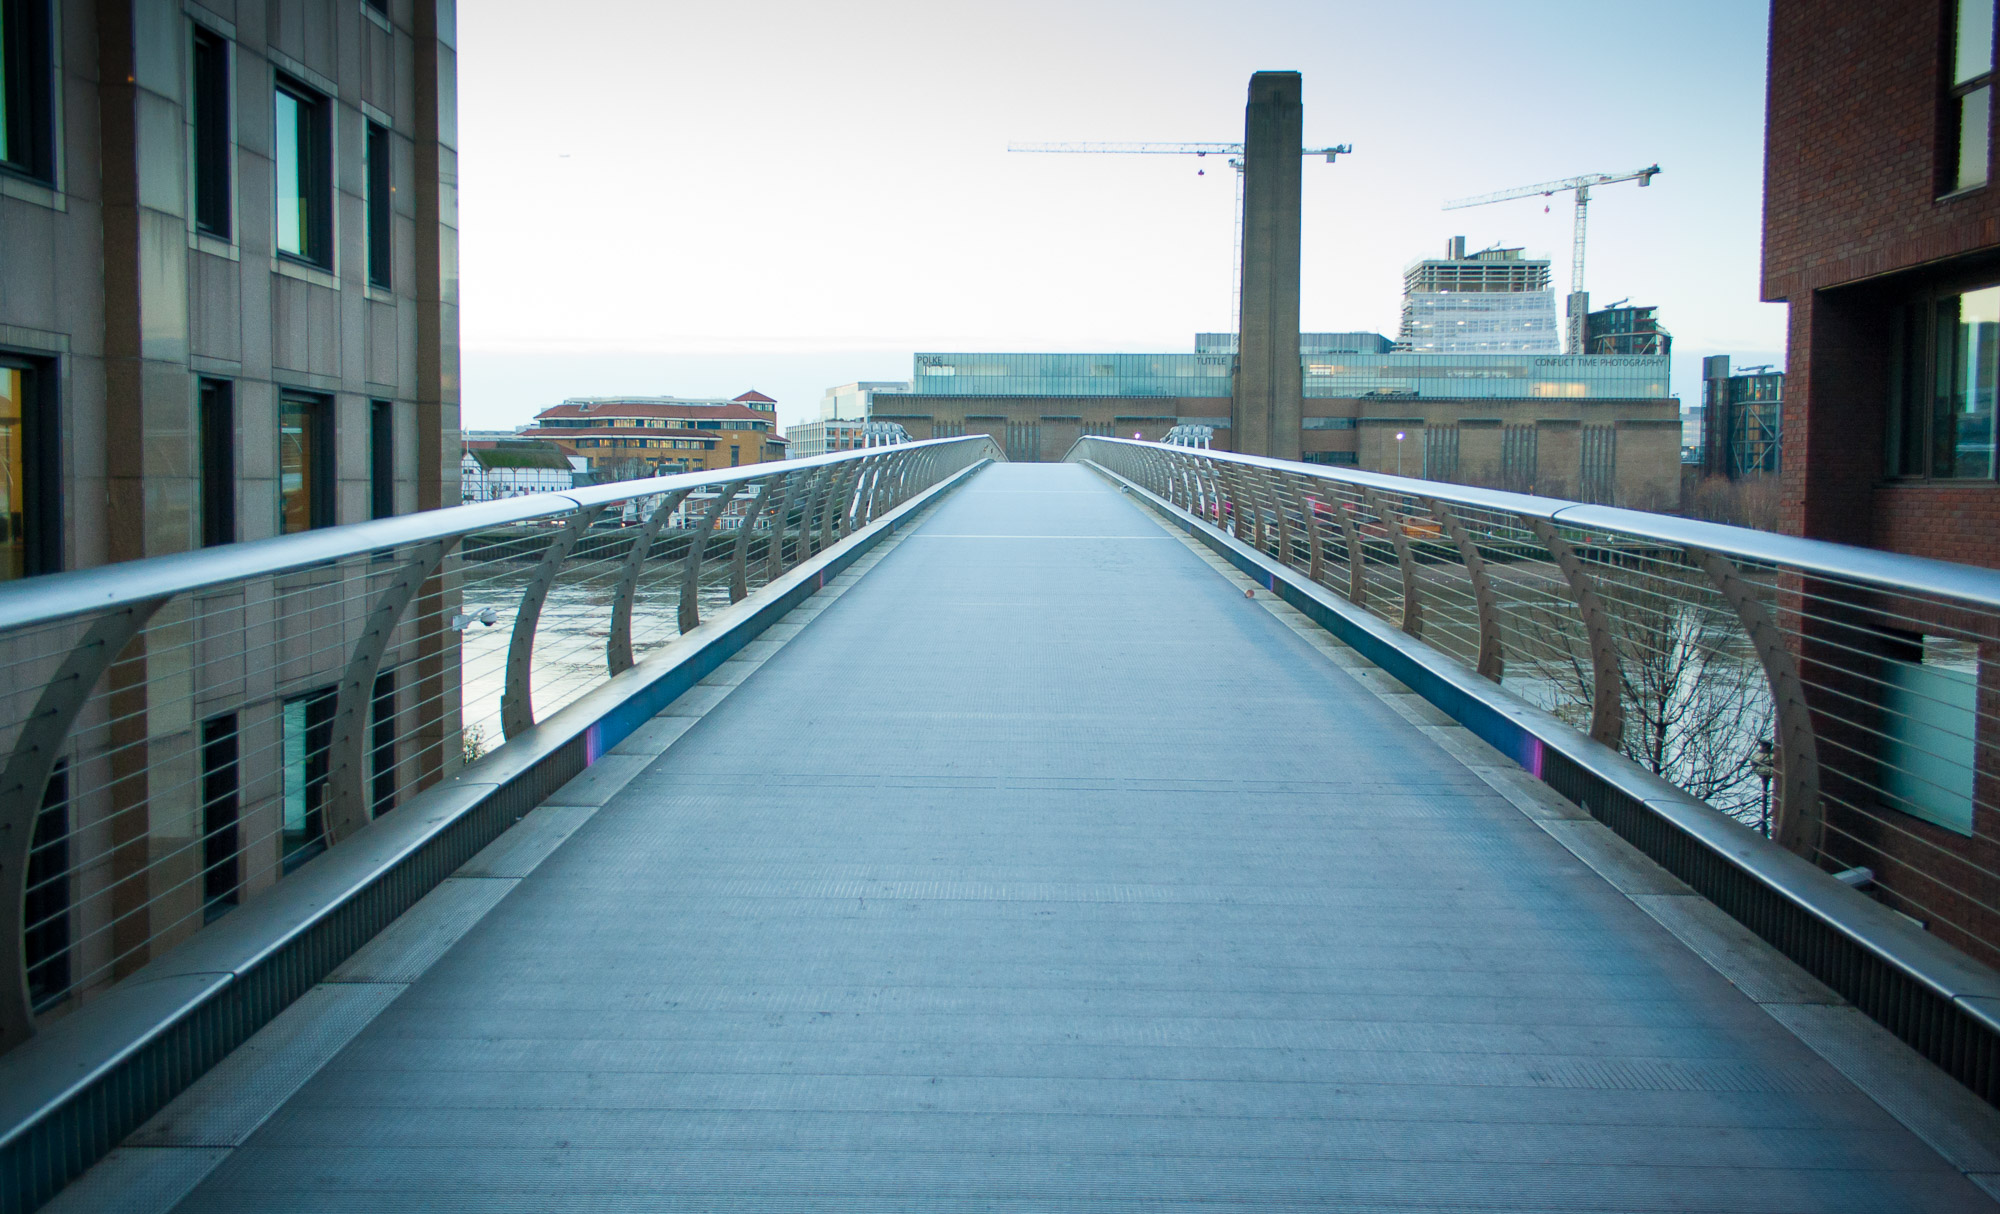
[1443,165,1660,355]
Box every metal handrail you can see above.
[0,435,1001,1054]
[0,442,969,633]
[1071,436,2000,981]
[1080,439,2000,610]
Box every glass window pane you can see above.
[0,367,23,580]
[1959,0,1996,85]
[279,396,314,532]
[275,89,305,255]
[1948,286,2000,478]
[1880,646,1979,835]
[1961,86,1993,191]
[1,0,11,165]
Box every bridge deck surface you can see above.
[175,463,1993,1211]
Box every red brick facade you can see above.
[1765,0,2000,964]
[1765,0,2000,559]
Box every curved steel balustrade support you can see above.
[1066,436,2000,893]
[0,436,998,1052]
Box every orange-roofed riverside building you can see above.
[520,391,788,480]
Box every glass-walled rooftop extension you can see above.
[910,345,1671,401]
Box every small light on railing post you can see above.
[1751,739,1776,838]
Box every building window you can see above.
[200,713,241,920]
[199,378,235,546]
[0,0,54,182]
[24,760,69,1010]
[191,27,231,237]
[366,120,390,288]
[1951,0,1997,192]
[279,393,332,532]
[0,356,58,579]
[281,687,335,872]
[370,398,394,518]
[274,77,331,266]
[1889,283,1999,479]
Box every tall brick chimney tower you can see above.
[1230,71,1304,461]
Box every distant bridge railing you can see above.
[1074,436,2000,1100]
[0,435,998,1055]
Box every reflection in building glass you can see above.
[275,89,306,256]
[1945,285,1999,479]
[279,397,315,533]
[0,367,23,580]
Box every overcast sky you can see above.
[457,0,1782,432]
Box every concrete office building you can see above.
[0,0,460,574]
[784,418,912,458]
[819,381,908,421]
[2,0,460,1019]
[1397,238,1562,355]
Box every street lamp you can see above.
[1751,739,1776,837]
[1394,431,1406,477]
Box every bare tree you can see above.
[1509,565,1774,829]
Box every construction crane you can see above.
[1009,141,1353,331]
[1443,165,1660,354]
[1008,141,1352,164]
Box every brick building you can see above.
[1764,0,2000,962]
[878,338,1682,507]
[520,392,787,480]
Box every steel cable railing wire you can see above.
[1072,436,2000,971]
[0,436,996,1047]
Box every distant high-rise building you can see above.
[1397,237,1561,354]
[1699,356,1781,478]
[819,382,909,421]
[1586,303,1673,356]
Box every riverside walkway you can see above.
[114,463,1997,1211]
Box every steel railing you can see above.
[0,435,999,1052]
[1073,437,2000,973]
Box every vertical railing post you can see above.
[1258,467,1294,568]
[822,460,858,550]
[1360,487,1422,637]
[1528,518,1625,749]
[326,539,455,844]
[505,503,607,739]
[1332,490,1368,606]
[1303,479,1326,585]
[799,464,835,559]
[1691,548,1824,855]
[1429,502,1503,681]
[679,484,742,634]
[729,476,777,604]
[608,487,695,677]
[0,597,169,1050]
[763,470,802,584]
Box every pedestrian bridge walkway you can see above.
[58,463,1999,1211]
